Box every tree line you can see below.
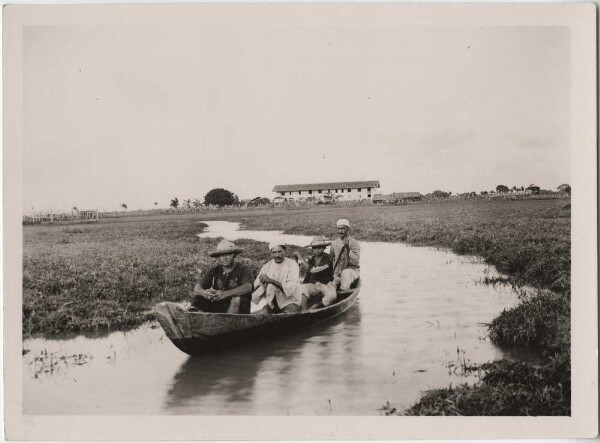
[116,183,571,211]
[428,184,570,199]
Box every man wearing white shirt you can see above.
[253,243,302,314]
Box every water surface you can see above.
[24,221,521,415]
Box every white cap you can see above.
[269,242,286,251]
[336,219,350,228]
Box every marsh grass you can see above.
[23,219,275,336]
[403,353,570,416]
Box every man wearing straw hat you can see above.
[252,243,302,314]
[297,236,337,310]
[191,239,254,314]
[330,219,361,290]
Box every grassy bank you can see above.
[23,218,276,336]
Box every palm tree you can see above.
[154,202,158,206]
[121,203,128,211]
[183,199,192,210]
[170,197,179,210]
[193,199,203,210]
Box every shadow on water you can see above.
[163,304,362,411]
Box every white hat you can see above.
[269,242,286,251]
[336,219,350,228]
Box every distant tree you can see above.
[520,186,525,191]
[526,184,541,194]
[183,199,192,210]
[204,188,235,207]
[257,197,270,205]
[193,199,203,209]
[72,206,78,211]
[154,202,158,206]
[249,197,270,206]
[496,185,509,193]
[558,184,571,194]
[480,191,488,195]
[170,197,179,209]
[121,203,128,210]
[432,190,450,198]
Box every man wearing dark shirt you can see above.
[297,236,337,310]
[191,239,254,313]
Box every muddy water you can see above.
[24,221,521,415]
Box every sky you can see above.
[23,25,570,212]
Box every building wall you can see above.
[273,187,376,202]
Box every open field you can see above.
[23,199,570,415]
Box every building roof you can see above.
[373,193,389,200]
[392,192,422,199]
[273,180,380,192]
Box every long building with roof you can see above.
[272,180,380,202]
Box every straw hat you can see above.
[209,239,244,257]
[306,236,331,248]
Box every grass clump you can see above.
[489,289,570,352]
[403,353,570,416]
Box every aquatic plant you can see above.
[29,349,94,378]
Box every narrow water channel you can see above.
[24,221,521,415]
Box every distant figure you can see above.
[252,243,302,314]
[330,219,361,290]
[191,240,254,314]
[297,236,337,310]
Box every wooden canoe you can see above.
[154,280,360,356]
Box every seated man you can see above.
[191,239,254,313]
[252,243,302,314]
[331,219,360,291]
[297,236,337,310]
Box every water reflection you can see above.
[164,305,361,414]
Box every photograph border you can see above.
[4,3,597,440]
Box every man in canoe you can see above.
[296,236,337,310]
[191,239,254,314]
[331,219,361,290]
[252,243,302,314]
